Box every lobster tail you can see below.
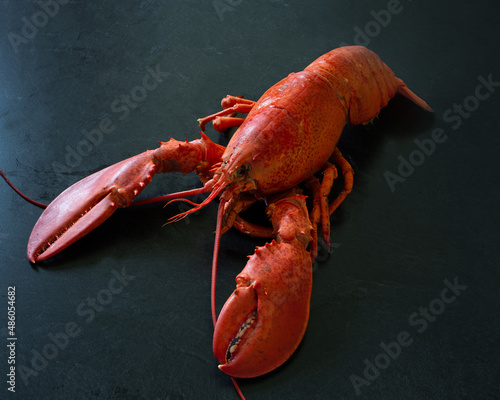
[305,46,433,125]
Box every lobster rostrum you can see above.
[4,46,432,392]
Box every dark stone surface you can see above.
[1,1,498,399]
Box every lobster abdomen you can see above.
[305,46,432,124]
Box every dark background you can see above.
[1,1,499,399]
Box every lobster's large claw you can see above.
[27,134,226,262]
[27,150,157,262]
[213,240,313,378]
[213,193,314,378]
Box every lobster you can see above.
[2,46,432,398]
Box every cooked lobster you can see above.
[2,45,432,398]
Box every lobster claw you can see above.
[27,150,158,262]
[27,135,226,262]
[213,240,313,378]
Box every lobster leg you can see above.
[27,134,225,262]
[213,191,313,378]
[198,95,255,131]
[305,148,353,259]
[232,216,274,238]
[329,148,354,215]
[307,162,337,255]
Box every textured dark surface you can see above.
[1,1,499,399]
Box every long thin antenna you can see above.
[211,199,246,400]
[0,169,47,208]
[211,198,225,326]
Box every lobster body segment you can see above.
[7,46,434,390]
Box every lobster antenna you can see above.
[0,169,47,208]
[211,198,246,400]
[211,197,225,326]
[131,186,209,206]
[168,178,228,223]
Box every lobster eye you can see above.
[236,163,250,176]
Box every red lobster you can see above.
[2,46,432,396]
